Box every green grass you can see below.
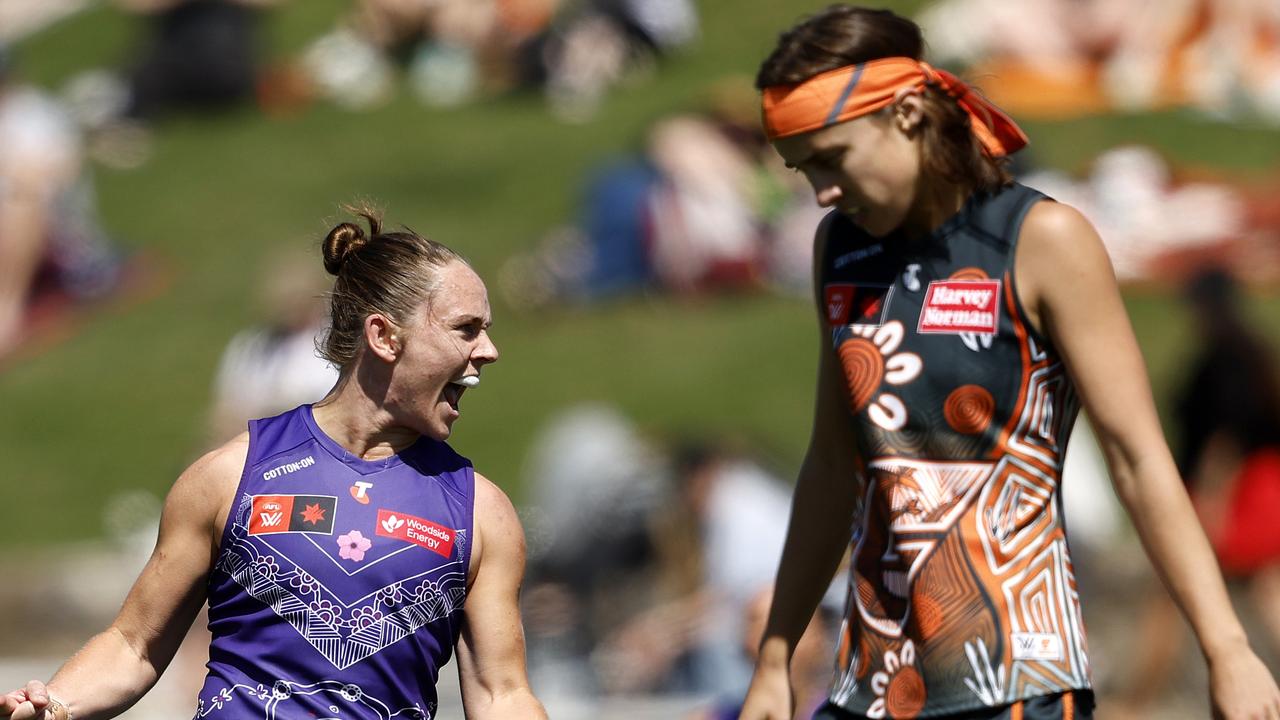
[3,0,1280,547]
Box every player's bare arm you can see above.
[454,472,547,720]
[1016,201,1280,719]
[0,435,245,720]
[740,219,862,720]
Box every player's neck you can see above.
[901,176,969,239]
[312,376,419,460]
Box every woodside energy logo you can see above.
[375,509,456,558]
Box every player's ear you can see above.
[365,314,400,363]
[891,88,924,134]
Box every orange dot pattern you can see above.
[839,338,884,412]
[943,385,996,434]
[886,666,927,718]
[949,267,989,281]
[912,594,946,642]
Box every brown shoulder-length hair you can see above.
[756,5,1012,193]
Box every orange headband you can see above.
[761,57,1027,157]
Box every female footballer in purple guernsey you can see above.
[2,208,548,720]
[738,6,1280,720]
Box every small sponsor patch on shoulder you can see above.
[917,280,1000,335]
[825,283,854,325]
[824,283,893,327]
[1011,632,1063,661]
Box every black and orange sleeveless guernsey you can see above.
[820,183,1091,718]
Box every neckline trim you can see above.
[301,404,428,475]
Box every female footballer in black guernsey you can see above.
[739,6,1280,720]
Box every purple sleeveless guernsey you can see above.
[196,404,474,720]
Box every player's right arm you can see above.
[0,435,246,720]
[740,217,862,720]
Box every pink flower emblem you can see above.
[337,530,372,562]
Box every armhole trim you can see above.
[213,419,261,557]
[461,463,477,595]
[1007,195,1056,350]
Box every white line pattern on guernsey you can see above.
[219,494,468,670]
[194,678,431,719]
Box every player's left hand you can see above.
[0,681,54,719]
[1209,647,1280,720]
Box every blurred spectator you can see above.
[1116,267,1280,714]
[591,439,793,695]
[665,441,793,693]
[688,587,833,720]
[1021,145,1259,282]
[0,0,90,42]
[918,0,1280,121]
[1174,268,1280,577]
[520,404,670,696]
[500,83,824,306]
[116,0,282,119]
[304,0,563,109]
[538,0,698,121]
[207,248,337,441]
[0,44,121,358]
[519,404,799,699]
[514,407,793,696]
[301,0,698,116]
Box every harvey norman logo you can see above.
[262,455,316,481]
[917,280,1000,335]
[376,508,455,558]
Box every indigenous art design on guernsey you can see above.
[866,639,926,719]
[218,493,469,670]
[972,354,1090,701]
[831,320,923,431]
[962,637,1007,706]
[850,459,994,638]
[944,385,996,434]
[194,678,432,719]
[830,268,1090,711]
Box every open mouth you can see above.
[441,375,479,411]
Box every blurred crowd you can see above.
[920,0,1280,120]
[300,0,698,119]
[4,0,1280,359]
[513,405,830,711]
[0,44,122,360]
[8,0,700,125]
[499,82,823,306]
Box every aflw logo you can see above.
[247,494,337,536]
[1011,632,1063,661]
